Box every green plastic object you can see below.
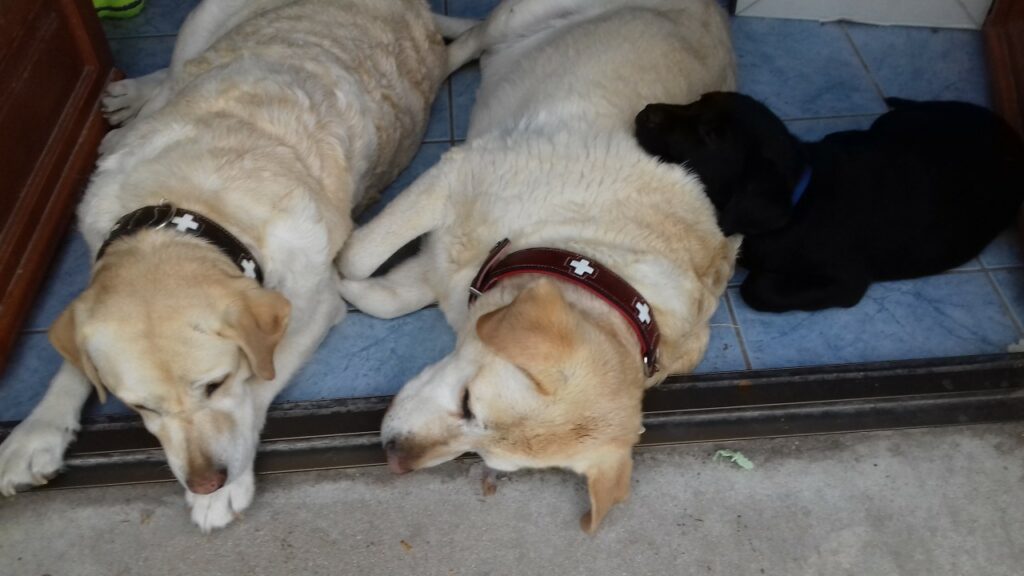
[713,449,755,470]
[94,0,145,19]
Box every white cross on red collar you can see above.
[635,301,651,325]
[569,258,595,277]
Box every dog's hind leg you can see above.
[338,155,459,280]
[107,0,285,125]
[339,251,436,319]
[0,364,93,496]
[169,0,285,74]
[445,0,599,73]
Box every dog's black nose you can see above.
[638,105,665,127]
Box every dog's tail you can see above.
[884,97,919,109]
[444,20,487,74]
[434,14,478,38]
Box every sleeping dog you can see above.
[636,93,1024,311]
[0,0,447,531]
[339,0,736,533]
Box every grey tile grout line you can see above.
[447,79,456,146]
[937,265,1008,276]
[986,272,1024,337]
[839,22,889,106]
[952,0,983,28]
[971,248,1024,337]
[782,113,879,123]
[722,264,1021,288]
[105,32,178,42]
[102,31,177,40]
[723,290,754,371]
[978,258,1024,337]
[734,0,767,15]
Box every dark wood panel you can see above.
[984,0,1024,135]
[0,0,114,371]
[0,5,82,230]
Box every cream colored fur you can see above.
[339,0,738,532]
[0,0,445,532]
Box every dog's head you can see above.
[382,278,645,533]
[634,92,804,236]
[50,232,290,495]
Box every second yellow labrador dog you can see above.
[0,0,449,531]
[339,0,737,532]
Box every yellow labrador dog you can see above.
[0,0,448,531]
[339,0,737,532]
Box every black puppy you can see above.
[635,93,1024,312]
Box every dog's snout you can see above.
[186,467,228,495]
[383,439,412,475]
[637,105,665,128]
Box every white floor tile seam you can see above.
[722,288,754,370]
[983,268,1024,337]
[839,21,891,106]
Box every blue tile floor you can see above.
[2,2,1021,422]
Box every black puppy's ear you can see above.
[718,155,793,236]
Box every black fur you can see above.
[635,92,1024,312]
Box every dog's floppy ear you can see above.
[49,302,108,403]
[476,279,577,395]
[719,154,794,236]
[579,447,633,534]
[222,288,291,381]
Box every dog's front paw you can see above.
[186,470,255,533]
[336,232,379,281]
[336,252,363,280]
[102,69,168,126]
[0,420,76,496]
[102,78,148,126]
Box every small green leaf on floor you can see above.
[713,449,755,470]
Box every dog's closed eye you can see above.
[205,377,228,398]
[461,388,474,420]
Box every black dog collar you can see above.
[96,204,264,284]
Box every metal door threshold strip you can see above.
[2,354,1022,490]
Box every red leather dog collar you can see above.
[469,239,661,377]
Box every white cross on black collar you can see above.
[97,203,265,284]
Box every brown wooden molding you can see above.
[984,0,1024,135]
[0,0,114,371]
